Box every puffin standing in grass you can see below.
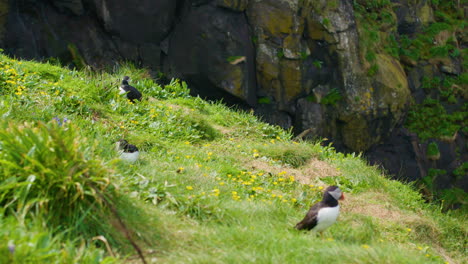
[295,186,345,232]
[119,76,142,102]
[116,139,140,163]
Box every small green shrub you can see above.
[426,142,440,160]
[321,88,343,106]
[257,142,316,168]
[453,162,468,179]
[405,98,465,141]
[0,121,115,233]
[367,64,379,76]
[258,97,271,104]
[312,60,323,69]
[439,188,467,210]
[277,49,285,59]
[141,78,190,99]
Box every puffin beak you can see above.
[340,193,345,200]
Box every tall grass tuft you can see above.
[0,121,115,236]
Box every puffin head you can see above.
[325,185,345,201]
[116,139,129,151]
[122,76,130,85]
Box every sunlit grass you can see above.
[0,53,466,264]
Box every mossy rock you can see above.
[216,0,248,11]
[340,115,372,151]
[280,60,302,103]
[218,64,245,100]
[373,53,411,113]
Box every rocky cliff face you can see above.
[1,0,466,200]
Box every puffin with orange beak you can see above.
[295,185,345,232]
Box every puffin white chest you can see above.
[314,205,340,232]
[119,86,127,95]
[120,151,139,163]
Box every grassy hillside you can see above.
[0,53,466,264]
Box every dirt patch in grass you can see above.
[342,192,427,225]
[342,192,405,221]
[213,125,234,135]
[247,158,341,184]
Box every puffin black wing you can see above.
[120,76,142,102]
[125,144,139,153]
[295,201,322,230]
[121,85,142,102]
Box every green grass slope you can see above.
[0,53,466,264]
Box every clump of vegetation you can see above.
[353,0,397,75]
[426,142,440,160]
[0,121,114,229]
[453,162,468,179]
[312,60,323,69]
[405,98,466,141]
[321,88,343,106]
[258,96,271,104]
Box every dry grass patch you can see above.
[247,158,341,184]
[342,192,407,222]
[213,124,235,135]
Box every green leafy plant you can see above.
[320,88,343,106]
[426,142,440,160]
[405,98,466,141]
[312,60,323,69]
[0,121,115,231]
[452,162,468,179]
[277,49,285,59]
[258,97,271,104]
[367,64,379,76]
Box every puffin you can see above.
[295,185,345,232]
[116,139,140,163]
[119,76,142,102]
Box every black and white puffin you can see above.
[295,185,345,232]
[119,76,142,102]
[116,139,139,163]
